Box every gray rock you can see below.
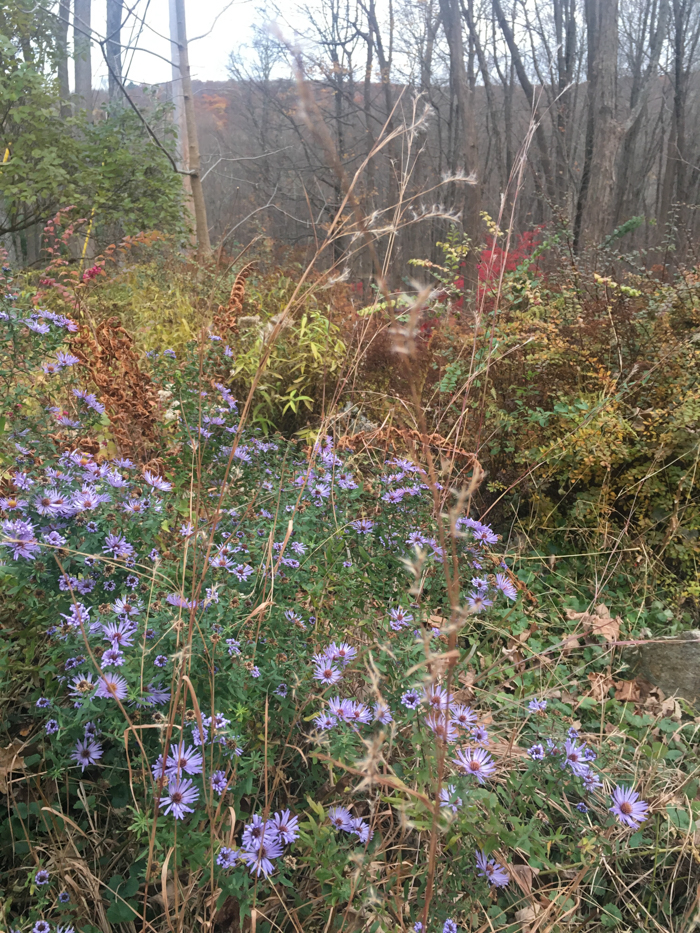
[625,631,700,706]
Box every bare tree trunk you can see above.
[576,0,668,248]
[57,0,71,118]
[658,0,700,251]
[73,0,92,119]
[174,0,211,257]
[492,0,556,203]
[439,0,480,287]
[106,0,123,100]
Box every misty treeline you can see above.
[190,0,700,281]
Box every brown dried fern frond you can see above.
[213,261,256,332]
[70,317,160,459]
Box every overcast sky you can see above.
[91,0,265,88]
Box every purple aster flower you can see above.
[241,836,283,876]
[226,638,241,656]
[313,661,342,686]
[576,802,589,813]
[84,721,99,737]
[425,713,458,744]
[350,519,374,534]
[344,701,373,725]
[528,698,547,713]
[72,486,111,512]
[102,620,136,647]
[273,809,299,844]
[351,817,374,844]
[1,517,40,559]
[101,647,125,668]
[180,522,194,537]
[43,530,66,547]
[210,770,228,795]
[475,849,509,887]
[291,541,307,555]
[35,868,50,885]
[232,564,253,582]
[58,890,71,902]
[216,846,239,869]
[242,814,278,849]
[414,924,423,932]
[71,738,103,771]
[450,704,477,730]
[73,389,105,414]
[609,785,649,829]
[165,742,204,777]
[124,574,139,589]
[443,921,458,933]
[401,689,422,710]
[328,806,354,831]
[583,771,603,792]
[25,318,50,334]
[567,727,579,739]
[439,784,463,813]
[33,922,50,933]
[57,350,80,367]
[495,573,517,600]
[561,739,590,777]
[250,666,260,678]
[95,672,128,701]
[275,683,288,698]
[60,602,91,629]
[528,743,545,760]
[314,713,336,731]
[389,607,414,630]
[143,470,172,491]
[425,686,452,712]
[11,471,34,490]
[103,580,116,592]
[467,593,493,613]
[154,655,168,668]
[36,697,50,708]
[0,494,28,511]
[470,522,499,545]
[68,672,95,700]
[373,702,393,724]
[453,747,496,783]
[160,777,199,819]
[103,533,135,560]
[472,725,489,744]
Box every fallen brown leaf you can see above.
[614,680,641,702]
[566,603,620,642]
[515,903,542,932]
[587,672,614,700]
[0,741,25,794]
[509,863,539,895]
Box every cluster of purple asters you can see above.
[311,641,358,685]
[327,806,374,844]
[216,810,299,877]
[314,693,393,732]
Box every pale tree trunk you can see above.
[174,0,211,257]
[492,0,556,204]
[57,0,71,117]
[575,0,668,248]
[73,0,92,119]
[439,0,480,288]
[658,0,700,250]
[106,0,123,100]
